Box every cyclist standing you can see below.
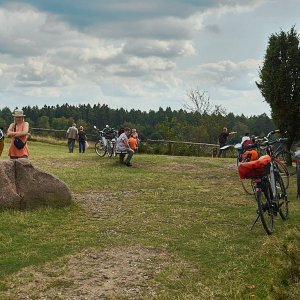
[217,127,236,157]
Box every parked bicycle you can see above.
[238,132,289,235]
[94,125,118,157]
[233,130,290,196]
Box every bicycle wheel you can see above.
[274,158,289,190]
[240,179,255,195]
[112,143,117,157]
[95,140,107,157]
[107,145,114,157]
[256,184,274,235]
[276,150,290,165]
[274,171,288,220]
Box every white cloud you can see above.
[187,59,261,91]
[123,39,195,57]
[0,0,298,117]
[15,57,76,86]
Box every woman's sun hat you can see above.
[12,109,26,117]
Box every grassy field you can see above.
[0,141,300,299]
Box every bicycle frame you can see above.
[273,140,286,157]
[239,130,289,235]
[94,125,118,158]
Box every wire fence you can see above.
[30,128,221,157]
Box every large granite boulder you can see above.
[0,159,72,210]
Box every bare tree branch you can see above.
[184,89,212,114]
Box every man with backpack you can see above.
[217,127,237,157]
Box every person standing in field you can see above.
[6,109,30,159]
[66,123,78,153]
[217,127,236,158]
[78,126,87,153]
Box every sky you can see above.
[0,0,299,117]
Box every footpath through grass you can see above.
[1,141,300,299]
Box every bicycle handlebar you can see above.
[242,133,286,152]
[266,129,280,138]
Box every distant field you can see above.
[0,141,300,299]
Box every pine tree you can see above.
[256,27,300,147]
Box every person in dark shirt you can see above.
[78,126,87,153]
[217,127,236,157]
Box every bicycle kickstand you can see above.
[251,215,260,231]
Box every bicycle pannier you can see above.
[238,155,271,179]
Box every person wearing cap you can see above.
[7,109,30,159]
[66,123,78,153]
[116,127,134,166]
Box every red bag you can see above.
[238,155,271,179]
[242,140,253,148]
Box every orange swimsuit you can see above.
[8,123,29,158]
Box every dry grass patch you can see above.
[1,246,173,300]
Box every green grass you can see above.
[1,141,300,299]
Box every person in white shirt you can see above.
[241,132,250,145]
[116,127,134,167]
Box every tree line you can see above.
[0,103,275,144]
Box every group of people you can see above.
[116,127,139,167]
[0,109,139,167]
[217,127,256,159]
[66,124,87,153]
[0,110,249,164]
[1,110,255,166]
[0,109,241,163]
[66,123,139,167]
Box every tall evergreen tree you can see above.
[256,27,300,147]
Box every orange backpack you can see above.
[241,149,259,162]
